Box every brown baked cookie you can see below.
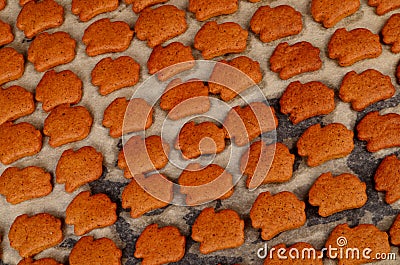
[369,0,400,15]
[356,111,400,152]
[250,191,306,241]
[297,123,354,167]
[91,56,140,95]
[128,0,169,13]
[102,97,153,138]
[280,81,335,124]
[188,0,238,21]
[194,21,248,59]
[147,42,195,81]
[309,172,367,217]
[56,146,103,193]
[382,14,400,53]
[0,86,35,125]
[374,155,400,204]
[0,0,5,10]
[0,122,42,165]
[0,166,52,204]
[0,20,14,46]
[270,42,322,80]
[250,5,302,43]
[72,0,119,22]
[223,102,278,146]
[264,242,323,265]
[28,31,76,72]
[43,104,93,147]
[135,5,187,48]
[390,214,400,245]
[0,47,25,85]
[83,18,134,57]
[209,56,262,102]
[69,236,122,265]
[66,191,117,236]
[19,0,31,6]
[9,213,63,258]
[240,141,295,189]
[328,28,382,67]
[18,258,62,265]
[311,0,360,28]
[192,207,244,254]
[16,0,64,39]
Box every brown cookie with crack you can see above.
[91,56,140,95]
[43,104,93,147]
[223,102,278,146]
[128,0,169,13]
[194,21,248,59]
[69,236,122,265]
[264,242,323,265]
[9,213,63,258]
[280,81,335,124]
[188,0,238,21]
[250,191,306,241]
[374,155,400,204]
[18,258,62,265]
[328,28,382,67]
[250,5,302,43]
[309,172,367,217]
[28,31,76,72]
[192,207,244,254]
[209,56,262,101]
[56,146,103,193]
[0,86,35,125]
[16,0,64,39]
[0,122,42,165]
[102,97,153,138]
[270,42,322,80]
[356,111,400,152]
[0,47,25,85]
[240,141,295,189]
[135,5,187,48]
[382,14,400,53]
[390,214,400,245]
[0,20,14,46]
[0,166,52,204]
[147,42,195,81]
[83,18,134,57]
[311,0,360,28]
[297,123,354,167]
[72,0,119,22]
[369,0,400,15]
[66,191,117,236]
[0,0,5,10]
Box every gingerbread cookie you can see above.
[389,214,400,245]
[28,31,76,72]
[250,5,302,42]
[297,123,354,167]
[135,223,185,264]
[188,0,238,21]
[209,56,262,102]
[0,122,42,165]
[0,166,52,204]
[18,258,62,265]
[16,0,64,39]
[72,0,119,22]
[83,18,133,57]
[311,0,360,28]
[250,191,306,240]
[0,47,25,85]
[280,81,335,124]
[382,14,400,53]
[43,104,93,147]
[9,213,63,258]
[0,86,35,125]
[0,0,5,10]
[192,207,244,254]
[369,0,400,15]
[135,5,187,48]
[356,111,400,152]
[328,28,382,67]
[223,102,278,146]
[374,155,400,204]
[56,146,103,193]
[194,21,248,59]
[19,0,30,6]
[270,42,322,80]
[264,242,323,264]
[0,20,14,46]
[129,0,169,13]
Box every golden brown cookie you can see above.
[56,146,103,193]
[264,242,323,265]
[280,81,335,124]
[19,0,31,6]
[250,5,302,43]
[135,223,185,265]
[0,86,35,125]
[18,258,62,265]
[188,0,238,21]
[0,0,5,10]
[0,166,52,204]
[43,104,93,147]
[0,19,14,46]
[382,14,400,53]
[72,0,119,22]
[16,0,64,39]
[27,31,76,72]
[270,42,322,80]
[328,28,382,67]
[194,21,248,59]
[250,191,306,240]
[389,214,400,245]
[129,0,169,13]
[9,213,63,258]
[0,122,42,165]
[374,155,400,204]
[369,0,400,15]
[135,5,187,48]
[311,0,360,28]
[83,18,134,57]
[297,123,354,167]
[208,56,262,102]
[0,47,25,85]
